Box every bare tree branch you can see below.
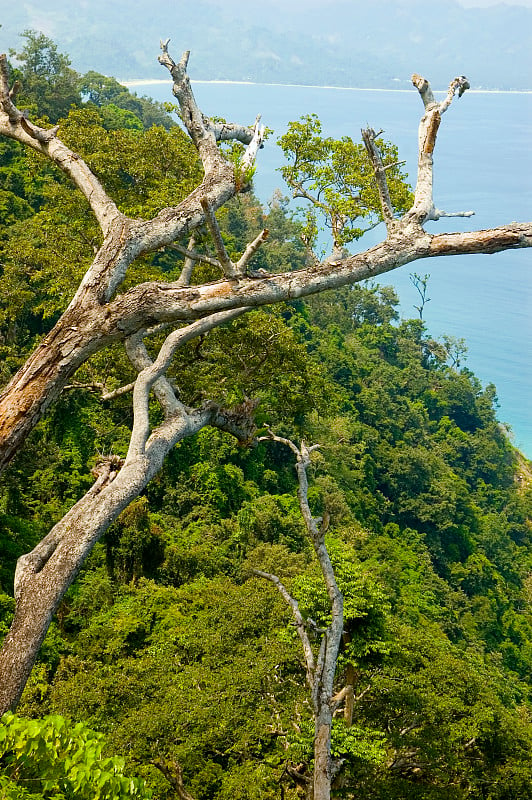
[101,382,137,401]
[255,433,344,799]
[0,309,256,712]
[200,197,241,278]
[410,73,437,110]
[238,114,266,177]
[170,239,220,270]
[252,568,316,682]
[0,54,121,236]
[174,235,200,286]
[361,127,395,228]
[126,308,251,460]
[63,380,140,401]
[406,73,472,225]
[236,228,270,273]
[158,41,258,156]
[427,207,475,221]
[0,50,531,728]
[152,759,197,800]
[106,220,531,333]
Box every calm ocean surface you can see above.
[129,80,532,456]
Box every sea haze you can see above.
[2,0,531,89]
[131,80,531,456]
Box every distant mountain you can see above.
[1,0,531,90]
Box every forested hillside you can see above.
[0,32,531,800]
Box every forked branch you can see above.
[158,39,263,166]
[125,308,251,460]
[406,73,474,225]
[172,205,269,283]
[254,432,345,798]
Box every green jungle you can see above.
[0,32,531,800]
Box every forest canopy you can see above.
[0,31,531,800]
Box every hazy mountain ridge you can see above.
[1,0,531,89]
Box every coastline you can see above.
[120,78,532,94]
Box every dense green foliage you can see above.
[278,114,413,248]
[8,31,174,128]
[0,712,150,799]
[1,34,531,800]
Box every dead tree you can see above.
[0,56,529,475]
[0,39,530,714]
[253,434,351,800]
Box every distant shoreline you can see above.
[120,78,532,95]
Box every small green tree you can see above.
[9,31,80,122]
[0,712,150,798]
[278,114,413,254]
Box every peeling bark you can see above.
[407,74,473,225]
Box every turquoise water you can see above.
[131,80,532,456]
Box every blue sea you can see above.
[128,80,531,456]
